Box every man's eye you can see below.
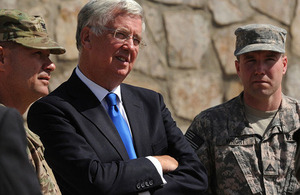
[34,51,49,58]
[265,58,277,65]
[115,32,127,39]
[266,58,276,61]
[245,59,255,64]
[133,38,141,46]
[34,51,43,56]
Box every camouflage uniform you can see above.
[26,127,62,195]
[185,93,300,194]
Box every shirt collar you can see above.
[75,66,122,103]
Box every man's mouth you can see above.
[39,75,51,81]
[253,80,267,83]
[116,56,128,62]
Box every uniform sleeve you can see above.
[185,113,214,194]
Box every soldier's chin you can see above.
[35,88,50,99]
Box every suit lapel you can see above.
[66,71,129,160]
[121,84,152,157]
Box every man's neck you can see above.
[243,92,282,111]
[77,65,122,91]
[0,95,29,115]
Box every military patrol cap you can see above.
[0,9,65,54]
[234,24,286,56]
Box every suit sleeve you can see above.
[27,100,163,195]
[0,107,42,195]
[150,94,208,195]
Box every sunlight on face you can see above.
[81,13,143,90]
[3,45,55,101]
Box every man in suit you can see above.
[27,0,208,194]
[0,106,41,195]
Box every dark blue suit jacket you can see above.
[27,70,207,195]
[0,106,42,195]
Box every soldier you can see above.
[185,24,300,194]
[0,9,65,194]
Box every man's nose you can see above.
[123,37,135,49]
[44,60,56,72]
[254,61,265,75]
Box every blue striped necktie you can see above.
[105,93,137,159]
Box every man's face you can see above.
[235,50,287,99]
[3,44,56,101]
[80,13,143,89]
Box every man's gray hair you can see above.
[76,0,145,51]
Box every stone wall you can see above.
[2,0,300,132]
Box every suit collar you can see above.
[121,85,152,157]
[66,70,130,160]
[75,67,122,103]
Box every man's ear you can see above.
[282,55,288,74]
[235,60,240,77]
[0,46,4,63]
[0,46,5,71]
[81,26,92,49]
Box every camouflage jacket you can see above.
[26,127,61,195]
[185,93,300,195]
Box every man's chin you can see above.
[252,89,274,98]
[35,89,50,99]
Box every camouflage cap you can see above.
[0,9,65,55]
[234,24,286,56]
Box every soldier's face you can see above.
[235,50,287,99]
[0,44,56,102]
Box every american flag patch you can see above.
[185,130,204,150]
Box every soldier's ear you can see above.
[0,46,9,72]
[0,46,4,64]
[282,55,288,74]
[235,60,241,77]
[0,46,5,71]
